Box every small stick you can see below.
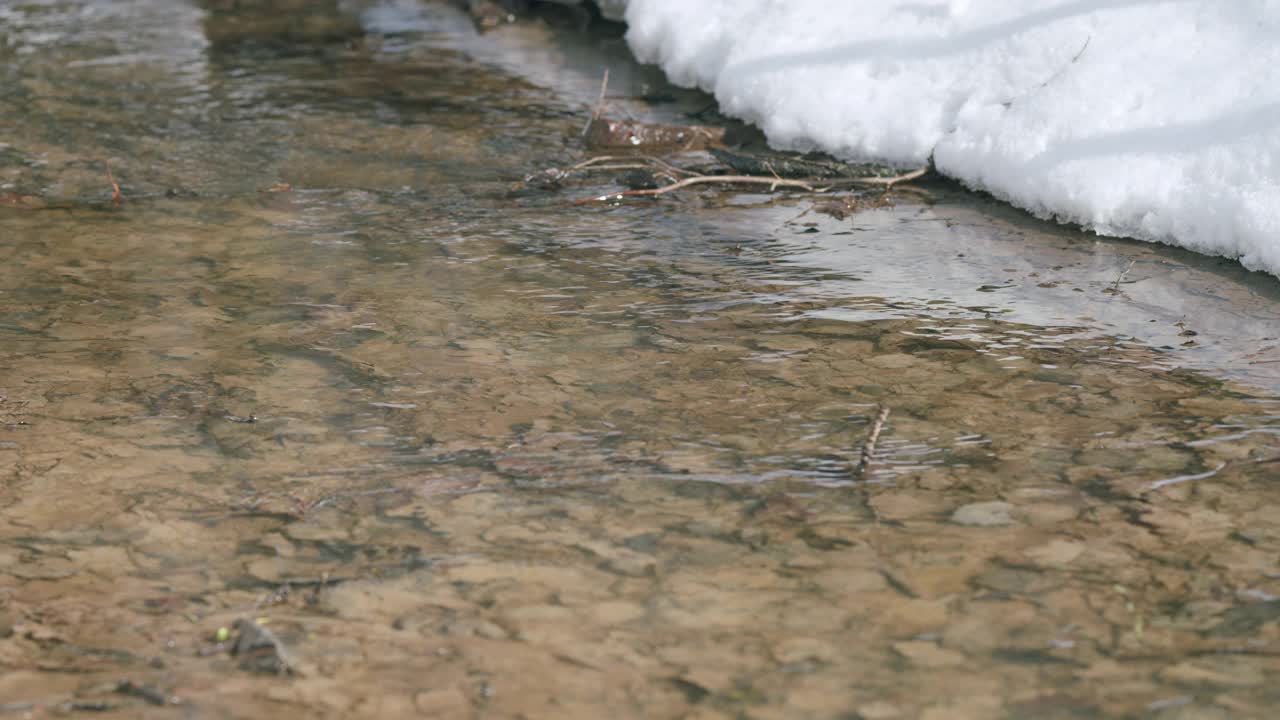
[568,154,703,177]
[856,405,891,526]
[563,163,674,174]
[582,68,610,136]
[574,167,929,204]
[1109,258,1136,294]
[593,68,609,119]
[574,174,817,204]
[1147,462,1226,491]
[857,405,891,477]
[104,160,123,206]
[821,167,929,188]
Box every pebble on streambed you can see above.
[950,501,1018,527]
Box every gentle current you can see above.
[3,2,1280,718]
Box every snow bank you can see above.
[621,0,1280,277]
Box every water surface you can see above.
[3,2,1280,718]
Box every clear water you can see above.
[2,2,1280,717]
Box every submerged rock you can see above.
[950,501,1016,527]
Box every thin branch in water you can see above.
[568,163,671,173]
[574,174,817,204]
[555,156,925,204]
[821,167,930,189]
[582,68,610,136]
[855,405,892,526]
[857,405,891,477]
[1110,258,1136,293]
[1102,258,1138,298]
[594,68,609,118]
[1148,462,1226,491]
[569,154,704,178]
[104,160,123,206]
[514,155,706,194]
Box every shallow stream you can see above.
[3,2,1280,718]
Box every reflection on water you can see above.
[3,1,1280,717]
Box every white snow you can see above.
[620,0,1280,277]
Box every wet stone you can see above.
[856,700,907,719]
[951,501,1018,527]
[589,601,646,625]
[414,687,472,716]
[872,491,952,522]
[6,556,78,581]
[444,618,510,640]
[1205,601,1280,637]
[1020,539,1086,568]
[892,641,968,669]
[231,619,298,675]
[763,638,832,668]
[1157,657,1267,688]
